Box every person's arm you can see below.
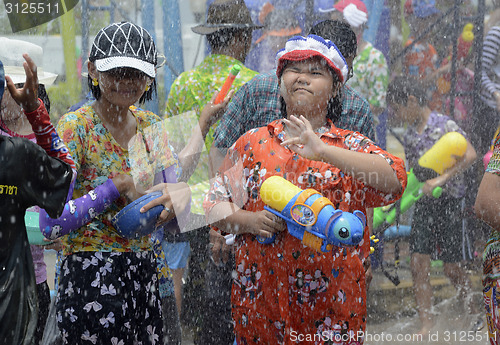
[421,137,477,195]
[5,53,76,173]
[206,198,286,239]
[475,172,500,231]
[281,115,403,194]
[177,91,234,181]
[39,178,121,239]
[24,102,76,173]
[203,144,286,238]
[481,27,500,107]
[210,79,254,178]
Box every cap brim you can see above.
[277,50,345,83]
[191,23,263,35]
[95,56,156,78]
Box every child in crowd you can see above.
[204,34,407,344]
[403,0,446,112]
[46,22,191,344]
[0,54,74,345]
[0,37,65,345]
[386,76,481,335]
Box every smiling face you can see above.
[88,62,152,108]
[279,57,340,119]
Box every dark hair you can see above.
[206,28,252,50]
[87,74,156,104]
[386,76,427,107]
[279,67,343,123]
[38,84,50,113]
[308,20,357,60]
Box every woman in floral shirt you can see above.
[204,35,406,345]
[52,22,192,344]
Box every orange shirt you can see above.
[204,119,406,344]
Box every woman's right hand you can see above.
[111,174,144,202]
[242,209,287,239]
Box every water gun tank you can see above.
[418,132,467,175]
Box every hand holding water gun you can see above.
[214,64,241,104]
[372,168,442,230]
[373,131,468,230]
[257,176,365,252]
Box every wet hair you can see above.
[87,73,156,104]
[386,76,427,107]
[279,65,343,123]
[206,28,252,50]
[308,20,357,60]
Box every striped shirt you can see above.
[213,69,375,152]
[481,26,500,109]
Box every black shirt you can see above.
[0,135,72,345]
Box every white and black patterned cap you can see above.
[90,22,157,78]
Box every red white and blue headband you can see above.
[275,35,348,83]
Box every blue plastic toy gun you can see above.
[257,176,365,252]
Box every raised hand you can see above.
[281,115,325,161]
[199,89,235,135]
[5,54,40,113]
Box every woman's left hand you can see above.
[5,53,40,112]
[140,182,191,225]
[281,115,325,161]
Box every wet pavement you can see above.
[43,230,486,345]
[366,240,486,345]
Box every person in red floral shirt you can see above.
[204,35,407,344]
